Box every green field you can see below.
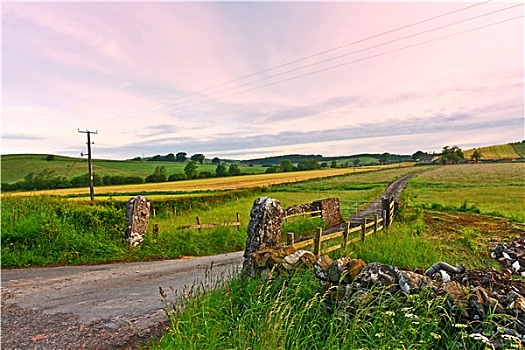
[464,142,523,160]
[0,154,267,184]
[3,161,524,349]
[1,165,419,267]
[408,163,525,222]
[152,163,524,350]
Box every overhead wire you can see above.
[98,0,494,123]
[29,1,523,156]
[151,3,523,113]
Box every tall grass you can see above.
[1,196,128,266]
[0,196,248,267]
[154,267,490,350]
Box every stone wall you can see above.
[285,198,341,227]
[313,198,342,226]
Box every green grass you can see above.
[408,163,525,222]
[153,266,490,350]
[511,140,525,158]
[0,154,267,183]
[153,203,521,349]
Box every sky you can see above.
[2,1,524,160]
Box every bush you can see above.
[168,173,188,181]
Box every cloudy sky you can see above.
[2,1,523,160]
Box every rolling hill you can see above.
[464,141,524,160]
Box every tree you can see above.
[441,145,464,164]
[212,157,221,165]
[379,153,390,165]
[165,153,176,162]
[471,149,483,162]
[412,150,428,161]
[279,159,294,172]
[184,161,199,179]
[228,164,241,176]
[297,159,320,171]
[176,152,187,162]
[265,166,279,174]
[353,158,360,167]
[168,173,188,181]
[215,164,227,177]
[145,166,167,182]
[190,154,205,164]
[330,160,337,168]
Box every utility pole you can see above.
[78,129,98,201]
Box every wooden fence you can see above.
[285,196,394,256]
[284,210,322,222]
[176,213,242,232]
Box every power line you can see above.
[156,3,523,113]
[32,2,522,156]
[95,1,497,126]
[192,15,524,107]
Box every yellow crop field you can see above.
[464,144,520,160]
[6,163,415,198]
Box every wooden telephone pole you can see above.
[78,129,98,201]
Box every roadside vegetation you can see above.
[0,166,417,268]
[151,162,523,350]
[152,204,522,350]
[2,161,523,349]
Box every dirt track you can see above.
[1,252,243,349]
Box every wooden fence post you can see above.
[374,214,378,233]
[343,222,349,248]
[287,232,295,246]
[196,216,201,232]
[236,212,241,231]
[382,196,391,229]
[314,227,322,256]
[361,217,367,241]
[153,223,159,239]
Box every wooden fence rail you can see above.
[284,210,322,222]
[176,213,241,231]
[286,196,394,256]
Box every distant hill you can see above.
[464,141,524,160]
[242,153,412,166]
[0,154,267,184]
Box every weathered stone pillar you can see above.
[242,196,284,275]
[125,195,150,247]
[312,198,342,227]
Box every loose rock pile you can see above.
[247,247,525,349]
[491,234,525,276]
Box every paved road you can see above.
[1,252,243,349]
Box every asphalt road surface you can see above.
[1,252,243,349]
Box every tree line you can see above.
[0,161,244,192]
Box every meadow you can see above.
[407,163,525,222]
[3,162,524,349]
[3,163,414,198]
[151,162,524,350]
[0,154,267,184]
[1,165,418,267]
